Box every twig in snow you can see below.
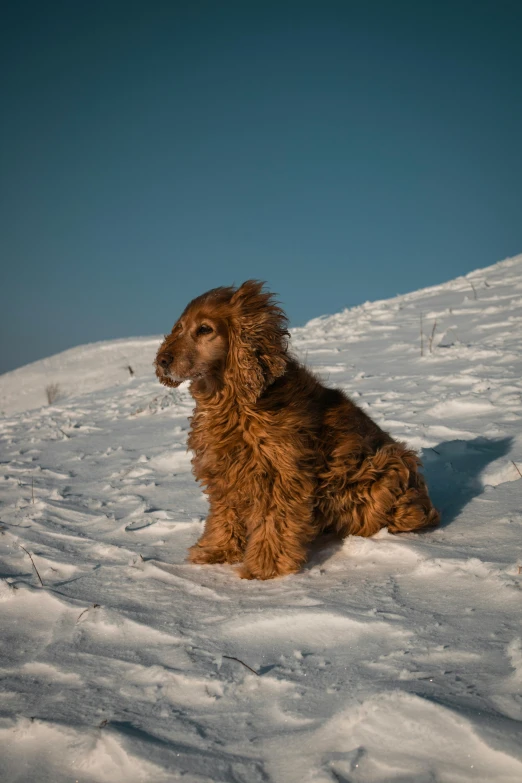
[19,545,44,587]
[222,655,259,676]
[512,461,522,479]
[76,603,100,623]
[428,320,437,353]
[45,382,61,405]
[125,365,135,377]
[469,281,478,300]
[420,313,424,357]
[431,448,441,455]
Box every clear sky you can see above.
[1,0,521,374]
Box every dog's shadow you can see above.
[307,436,513,569]
[421,435,513,527]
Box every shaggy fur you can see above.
[155,281,439,580]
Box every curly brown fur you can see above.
[155,281,440,580]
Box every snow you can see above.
[1,254,522,782]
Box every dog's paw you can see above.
[237,565,256,579]
[188,544,221,564]
[188,544,242,565]
[237,565,286,580]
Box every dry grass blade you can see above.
[429,320,437,353]
[76,603,100,623]
[19,545,44,587]
[222,655,259,676]
[45,382,61,405]
[512,461,522,479]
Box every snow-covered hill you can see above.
[0,337,162,416]
[1,254,522,782]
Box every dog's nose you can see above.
[157,352,173,369]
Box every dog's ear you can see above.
[228,280,289,403]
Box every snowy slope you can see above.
[0,337,162,416]
[1,254,522,783]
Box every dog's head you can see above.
[155,281,289,401]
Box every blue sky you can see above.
[1,0,521,374]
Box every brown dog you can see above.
[155,281,439,580]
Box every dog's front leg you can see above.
[188,497,246,565]
[238,480,315,580]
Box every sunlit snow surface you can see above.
[1,255,522,782]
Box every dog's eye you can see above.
[196,324,213,336]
